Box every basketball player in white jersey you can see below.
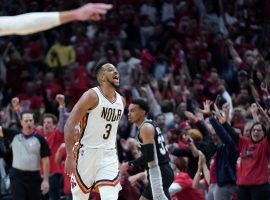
[0,3,112,36]
[64,63,124,200]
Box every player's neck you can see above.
[99,85,116,101]
[136,117,147,128]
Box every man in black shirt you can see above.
[0,111,50,200]
[126,99,174,200]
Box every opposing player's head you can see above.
[95,63,119,88]
[128,98,149,124]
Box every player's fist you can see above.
[55,94,65,107]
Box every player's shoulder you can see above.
[83,88,99,99]
[78,88,99,109]
[141,121,155,132]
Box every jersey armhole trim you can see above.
[88,88,99,111]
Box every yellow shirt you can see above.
[45,43,76,68]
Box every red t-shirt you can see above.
[209,153,217,184]
[59,149,71,195]
[40,129,64,174]
[172,173,205,200]
[237,137,270,185]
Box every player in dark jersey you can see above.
[127,98,174,200]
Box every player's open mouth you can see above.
[113,76,119,80]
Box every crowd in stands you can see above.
[1,0,270,199]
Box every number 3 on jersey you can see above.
[103,123,112,140]
[156,127,167,155]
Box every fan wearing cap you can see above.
[126,98,174,200]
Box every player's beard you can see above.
[107,78,119,89]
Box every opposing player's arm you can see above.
[0,3,112,36]
[0,12,60,36]
[128,123,155,167]
[64,89,98,156]
[140,123,155,144]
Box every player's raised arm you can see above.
[0,3,112,36]
[64,89,98,176]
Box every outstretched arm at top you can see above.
[64,89,98,176]
[0,3,112,36]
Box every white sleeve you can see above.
[0,12,61,36]
[169,182,182,196]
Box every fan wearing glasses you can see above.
[214,103,270,200]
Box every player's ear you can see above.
[100,72,106,82]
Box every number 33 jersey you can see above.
[138,120,171,167]
[78,87,124,149]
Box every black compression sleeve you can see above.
[128,143,154,167]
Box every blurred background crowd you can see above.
[1,0,270,199]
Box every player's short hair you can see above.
[131,98,149,113]
[95,62,108,76]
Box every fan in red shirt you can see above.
[171,172,205,200]
[55,143,71,198]
[169,156,205,200]
[38,94,68,200]
[221,118,270,200]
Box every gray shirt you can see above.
[3,129,50,171]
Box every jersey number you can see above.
[156,127,166,155]
[103,124,112,140]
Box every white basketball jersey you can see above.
[78,87,124,149]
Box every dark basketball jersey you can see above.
[138,119,173,200]
[138,119,170,167]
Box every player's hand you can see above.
[41,179,49,195]
[74,3,113,21]
[65,155,76,176]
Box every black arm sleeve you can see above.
[128,144,154,167]
[35,134,51,158]
[222,122,240,144]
